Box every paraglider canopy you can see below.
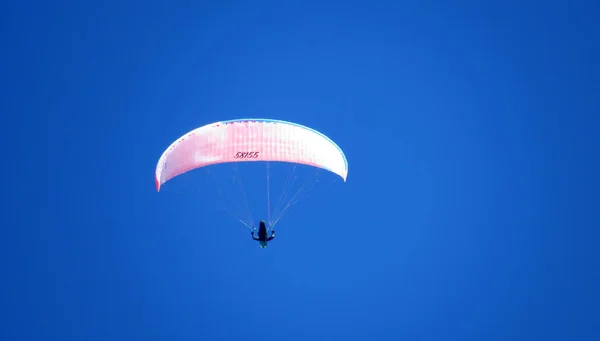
[155,118,348,192]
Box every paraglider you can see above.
[155,118,348,245]
[251,220,275,248]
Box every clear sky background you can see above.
[2,1,599,340]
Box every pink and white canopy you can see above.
[155,118,348,191]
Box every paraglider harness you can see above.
[252,220,275,248]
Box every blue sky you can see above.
[2,1,599,340]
